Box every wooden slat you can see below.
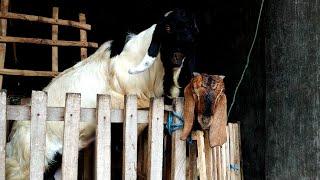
[95,95,111,180]
[51,7,59,72]
[0,90,6,180]
[0,0,9,89]
[79,13,87,60]
[147,97,164,180]
[187,141,197,180]
[6,105,149,123]
[221,130,227,180]
[0,36,98,48]
[0,12,91,30]
[29,91,47,180]
[233,123,241,180]
[122,95,138,180]
[171,98,186,180]
[237,122,243,180]
[62,93,81,180]
[204,131,213,180]
[226,124,231,180]
[0,68,59,77]
[213,146,223,180]
[195,131,207,180]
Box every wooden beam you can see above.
[147,97,164,180]
[29,91,47,180]
[171,98,186,180]
[51,7,59,72]
[194,131,207,180]
[62,93,81,180]
[122,95,138,180]
[6,105,149,123]
[95,95,111,180]
[0,90,7,180]
[0,0,9,89]
[79,13,87,60]
[0,36,98,48]
[0,68,59,77]
[0,12,91,30]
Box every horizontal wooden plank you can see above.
[6,105,149,123]
[0,12,91,30]
[0,68,59,77]
[0,36,98,48]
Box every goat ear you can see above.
[209,93,228,147]
[128,24,163,74]
[180,83,196,140]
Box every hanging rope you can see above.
[165,111,193,144]
[228,0,265,117]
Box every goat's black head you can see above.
[128,8,199,73]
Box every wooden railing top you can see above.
[0,12,91,30]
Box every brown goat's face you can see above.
[181,73,228,147]
[192,74,225,129]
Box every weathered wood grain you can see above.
[79,13,87,60]
[0,0,9,89]
[171,98,186,180]
[95,95,111,180]
[122,95,137,180]
[6,105,149,123]
[29,91,47,180]
[147,98,164,180]
[195,131,207,180]
[0,12,91,30]
[62,93,81,180]
[51,7,59,72]
[0,90,7,180]
[0,68,59,77]
[0,36,98,48]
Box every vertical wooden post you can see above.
[204,131,213,180]
[195,131,207,180]
[0,90,6,180]
[221,127,228,180]
[0,0,9,89]
[95,95,111,180]
[122,95,137,180]
[187,141,197,180]
[229,123,241,180]
[62,93,81,180]
[171,98,186,180]
[213,146,223,180]
[79,13,87,60]
[233,123,241,180]
[147,97,164,180]
[51,7,59,72]
[226,124,230,180]
[29,91,47,180]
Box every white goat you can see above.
[5,24,164,179]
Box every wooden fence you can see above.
[0,90,242,180]
[0,0,98,89]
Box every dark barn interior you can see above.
[5,0,319,179]
[3,0,266,179]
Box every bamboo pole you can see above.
[0,0,9,89]
[79,13,87,60]
[51,7,59,72]
[0,36,98,48]
[0,68,59,77]
[0,12,91,30]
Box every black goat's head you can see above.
[128,9,199,74]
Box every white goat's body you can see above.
[6,24,164,179]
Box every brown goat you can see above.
[180,73,228,147]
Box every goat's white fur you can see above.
[5,24,165,179]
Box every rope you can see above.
[165,111,193,144]
[227,0,265,117]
